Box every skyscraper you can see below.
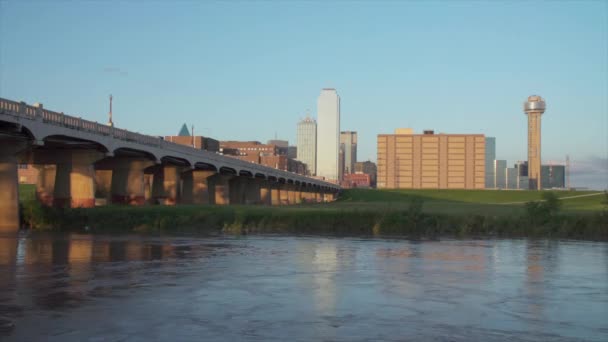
[340,131,357,175]
[485,137,496,188]
[524,95,546,190]
[296,116,317,176]
[316,88,340,182]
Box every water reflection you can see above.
[0,235,606,341]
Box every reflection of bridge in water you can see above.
[0,98,340,232]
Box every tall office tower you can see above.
[524,95,546,190]
[297,116,317,176]
[316,88,341,182]
[485,137,496,188]
[340,131,357,175]
[493,160,507,189]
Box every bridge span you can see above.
[0,98,340,232]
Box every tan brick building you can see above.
[377,129,485,189]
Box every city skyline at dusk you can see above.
[0,1,605,188]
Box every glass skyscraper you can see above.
[296,117,317,176]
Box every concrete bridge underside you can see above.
[0,98,340,232]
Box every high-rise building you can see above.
[485,137,496,188]
[494,160,507,189]
[340,131,357,175]
[316,88,341,182]
[524,95,546,190]
[296,116,317,176]
[377,129,485,189]
[541,165,566,189]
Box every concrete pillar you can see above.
[279,184,289,205]
[270,183,281,206]
[94,169,112,205]
[294,186,303,204]
[34,165,56,206]
[315,191,321,203]
[259,180,272,205]
[287,185,296,205]
[53,151,105,208]
[208,174,232,205]
[229,177,248,205]
[110,159,154,205]
[144,174,153,203]
[151,165,184,205]
[245,178,262,204]
[181,170,215,204]
[0,142,27,233]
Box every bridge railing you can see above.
[0,98,338,188]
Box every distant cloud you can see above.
[103,67,128,76]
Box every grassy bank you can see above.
[19,186,608,240]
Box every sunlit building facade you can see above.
[377,129,485,189]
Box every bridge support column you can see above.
[270,183,281,206]
[53,151,105,208]
[94,169,112,206]
[229,177,248,205]
[287,185,296,205]
[279,184,289,205]
[0,142,27,233]
[151,165,184,205]
[245,178,262,204]
[34,165,56,206]
[181,170,215,204]
[294,186,303,204]
[108,159,155,205]
[208,174,232,205]
[259,180,271,205]
[315,191,321,203]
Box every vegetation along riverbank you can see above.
[18,185,608,240]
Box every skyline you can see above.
[0,1,606,188]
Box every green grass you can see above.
[17,185,608,240]
[335,188,606,215]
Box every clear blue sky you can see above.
[1,1,606,188]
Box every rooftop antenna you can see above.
[107,94,114,127]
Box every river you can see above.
[0,233,607,341]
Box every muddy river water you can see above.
[0,233,607,341]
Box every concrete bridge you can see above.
[0,98,340,232]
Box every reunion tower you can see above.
[524,95,546,190]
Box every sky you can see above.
[1,0,606,189]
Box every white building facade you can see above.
[296,116,317,176]
[316,88,341,182]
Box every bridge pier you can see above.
[0,142,27,233]
[108,159,155,205]
[35,165,57,206]
[94,169,112,205]
[151,165,185,205]
[294,185,303,204]
[209,174,232,205]
[270,183,281,206]
[229,177,248,205]
[279,184,290,205]
[53,151,105,208]
[259,180,271,205]
[245,178,262,204]
[287,185,296,205]
[181,170,215,204]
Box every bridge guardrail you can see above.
[0,98,338,189]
